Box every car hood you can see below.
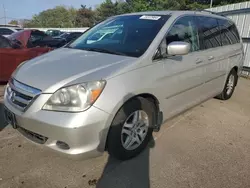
[13,48,136,93]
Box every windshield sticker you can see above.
[139,15,161,20]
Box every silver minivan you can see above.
[4,10,244,160]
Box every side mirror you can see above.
[167,41,190,56]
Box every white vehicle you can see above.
[0,27,23,37]
[4,10,244,160]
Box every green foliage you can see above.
[8,20,18,25]
[23,0,248,28]
[24,6,77,28]
[186,2,209,10]
[95,0,119,22]
[75,5,95,27]
[126,0,157,12]
[160,0,187,10]
[116,2,133,15]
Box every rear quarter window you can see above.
[218,19,240,45]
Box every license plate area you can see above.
[4,106,17,129]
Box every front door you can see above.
[156,16,207,120]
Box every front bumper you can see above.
[4,92,112,160]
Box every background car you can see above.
[13,29,67,48]
[45,29,63,37]
[0,27,23,37]
[0,31,52,82]
[53,32,83,43]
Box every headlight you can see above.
[43,80,106,112]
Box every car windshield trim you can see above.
[68,14,170,58]
[72,47,127,56]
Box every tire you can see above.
[216,69,238,100]
[107,97,155,160]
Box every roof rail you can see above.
[195,9,225,17]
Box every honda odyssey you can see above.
[4,10,244,160]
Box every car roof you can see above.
[0,27,19,31]
[47,29,60,31]
[118,10,227,20]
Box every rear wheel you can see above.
[216,69,238,100]
[107,97,155,160]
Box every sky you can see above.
[0,0,103,24]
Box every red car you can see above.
[0,30,53,82]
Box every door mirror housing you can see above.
[167,41,190,56]
[153,41,190,60]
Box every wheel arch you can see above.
[103,92,160,151]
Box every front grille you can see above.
[6,79,41,111]
[18,126,48,144]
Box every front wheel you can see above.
[216,69,238,100]
[107,97,155,160]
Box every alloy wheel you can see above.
[226,74,235,95]
[121,110,149,151]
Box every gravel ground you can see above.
[0,78,250,188]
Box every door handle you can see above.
[208,56,214,60]
[195,58,203,64]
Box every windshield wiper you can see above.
[81,47,126,56]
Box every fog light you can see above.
[56,141,70,150]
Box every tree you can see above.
[95,0,119,22]
[24,6,77,28]
[22,0,249,28]
[69,7,77,27]
[75,5,96,27]
[125,0,156,12]
[186,2,209,9]
[20,19,33,28]
[185,0,209,9]
[155,0,186,10]
[8,20,18,25]
[116,2,133,15]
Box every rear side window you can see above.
[30,30,47,42]
[166,16,200,52]
[218,19,240,45]
[0,28,14,35]
[196,16,221,49]
[0,35,11,48]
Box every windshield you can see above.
[69,15,170,57]
[59,33,69,38]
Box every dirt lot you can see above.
[0,78,250,188]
